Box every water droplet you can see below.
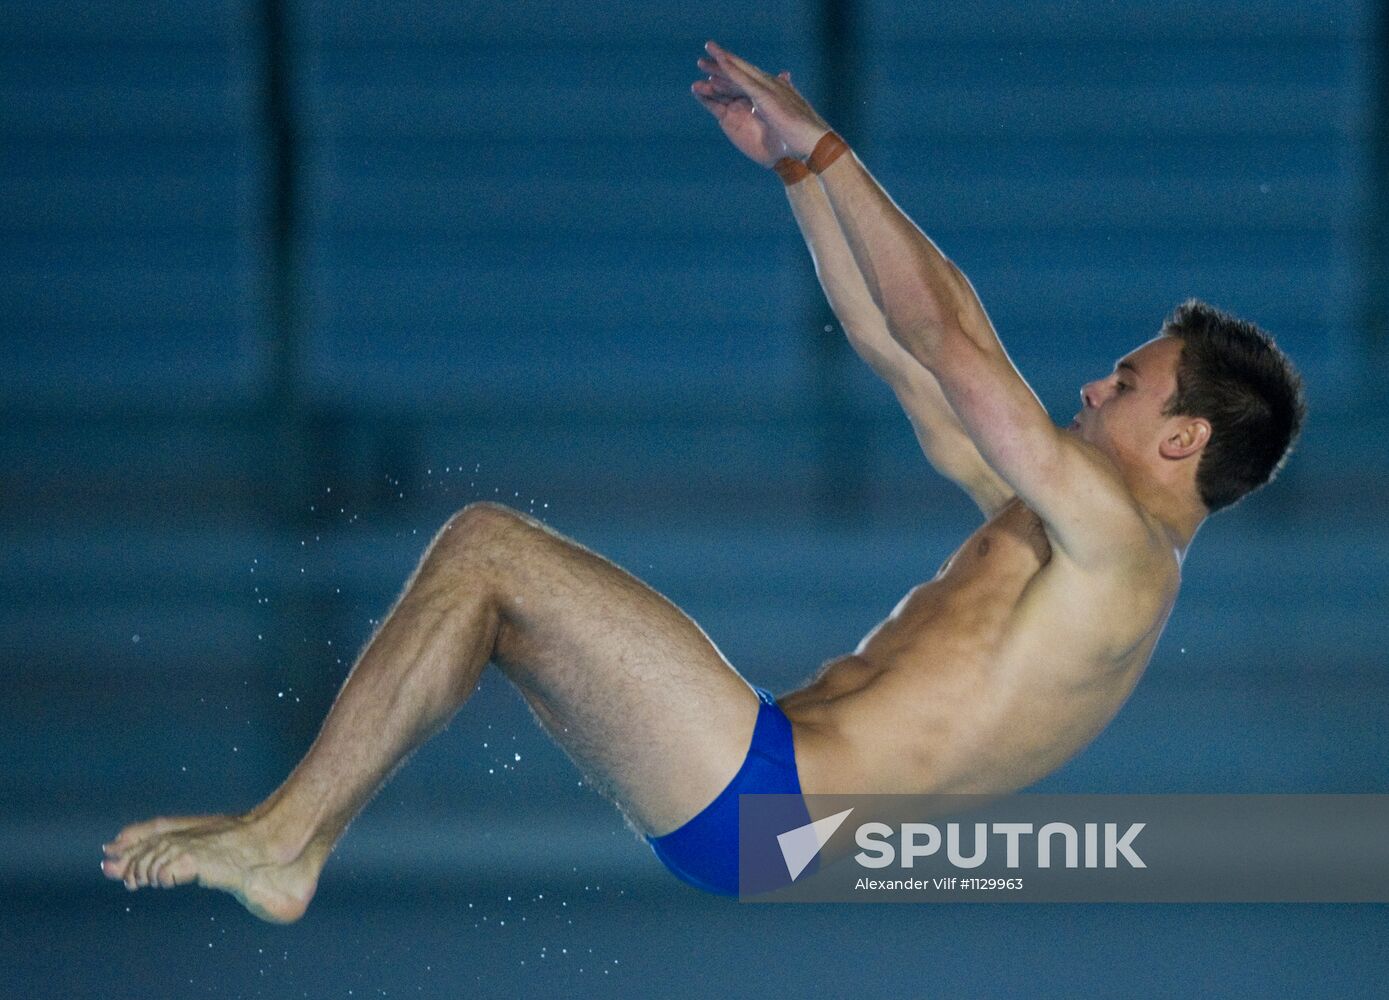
[131,634,140,643]
[513,752,521,762]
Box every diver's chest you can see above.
[940,501,1052,579]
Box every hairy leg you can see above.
[103,503,761,920]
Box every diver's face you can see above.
[1070,335,1184,467]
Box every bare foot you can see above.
[101,812,324,924]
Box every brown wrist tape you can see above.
[773,157,811,186]
[807,131,849,174]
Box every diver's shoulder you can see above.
[1048,507,1177,585]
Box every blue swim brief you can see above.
[645,685,810,897]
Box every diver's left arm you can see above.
[814,153,1153,567]
[704,40,1154,567]
[813,151,1151,566]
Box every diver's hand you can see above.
[691,60,794,168]
[696,41,831,160]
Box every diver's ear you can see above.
[1159,416,1210,461]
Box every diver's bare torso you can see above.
[781,494,1181,798]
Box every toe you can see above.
[110,822,153,851]
[165,853,197,887]
[106,847,136,880]
[150,844,180,888]
[112,819,161,849]
[146,849,166,887]
[132,844,160,888]
[122,852,143,888]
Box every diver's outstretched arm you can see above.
[691,53,1012,517]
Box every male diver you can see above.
[102,42,1304,919]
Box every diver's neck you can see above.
[1124,469,1205,562]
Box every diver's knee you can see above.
[447,501,520,533]
[435,502,540,562]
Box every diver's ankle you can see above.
[241,803,324,864]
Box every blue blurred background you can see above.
[3,1,1387,996]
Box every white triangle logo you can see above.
[776,808,854,881]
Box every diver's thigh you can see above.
[486,511,761,835]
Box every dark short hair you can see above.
[1160,299,1306,513]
